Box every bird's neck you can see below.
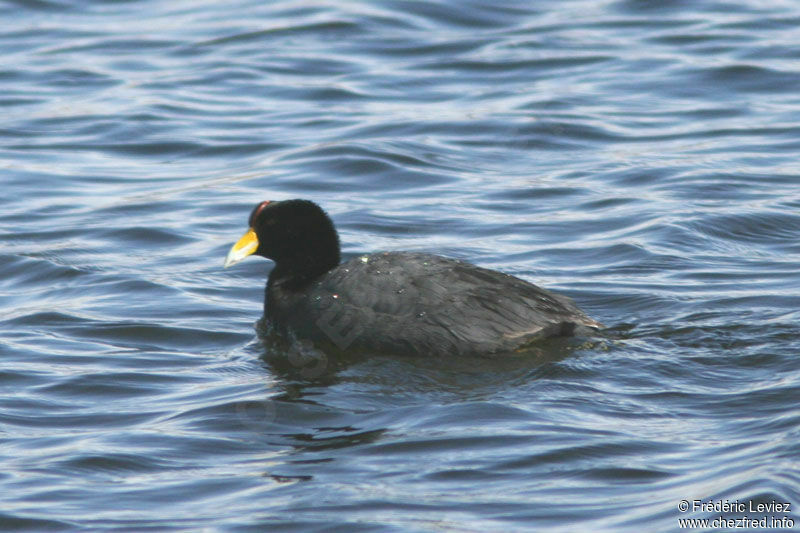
[268,250,340,291]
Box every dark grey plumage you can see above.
[237,199,602,357]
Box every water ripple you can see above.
[1,0,800,531]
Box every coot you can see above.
[225,199,602,356]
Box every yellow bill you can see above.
[224,228,259,268]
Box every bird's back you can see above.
[267,252,601,357]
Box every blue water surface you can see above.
[2,0,800,531]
